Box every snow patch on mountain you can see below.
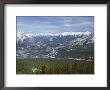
[17,31,27,42]
[61,31,91,36]
[17,31,91,39]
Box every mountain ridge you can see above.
[16,31,94,60]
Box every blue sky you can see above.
[16,16,94,34]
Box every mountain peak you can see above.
[61,31,91,36]
[17,31,91,37]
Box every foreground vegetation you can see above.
[16,58,94,74]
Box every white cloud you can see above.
[64,22,94,27]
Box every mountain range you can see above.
[16,31,94,60]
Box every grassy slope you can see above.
[16,58,94,74]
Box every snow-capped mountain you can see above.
[16,31,94,60]
[61,31,91,36]
[17,31,91,37]
[17,31,92,41]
